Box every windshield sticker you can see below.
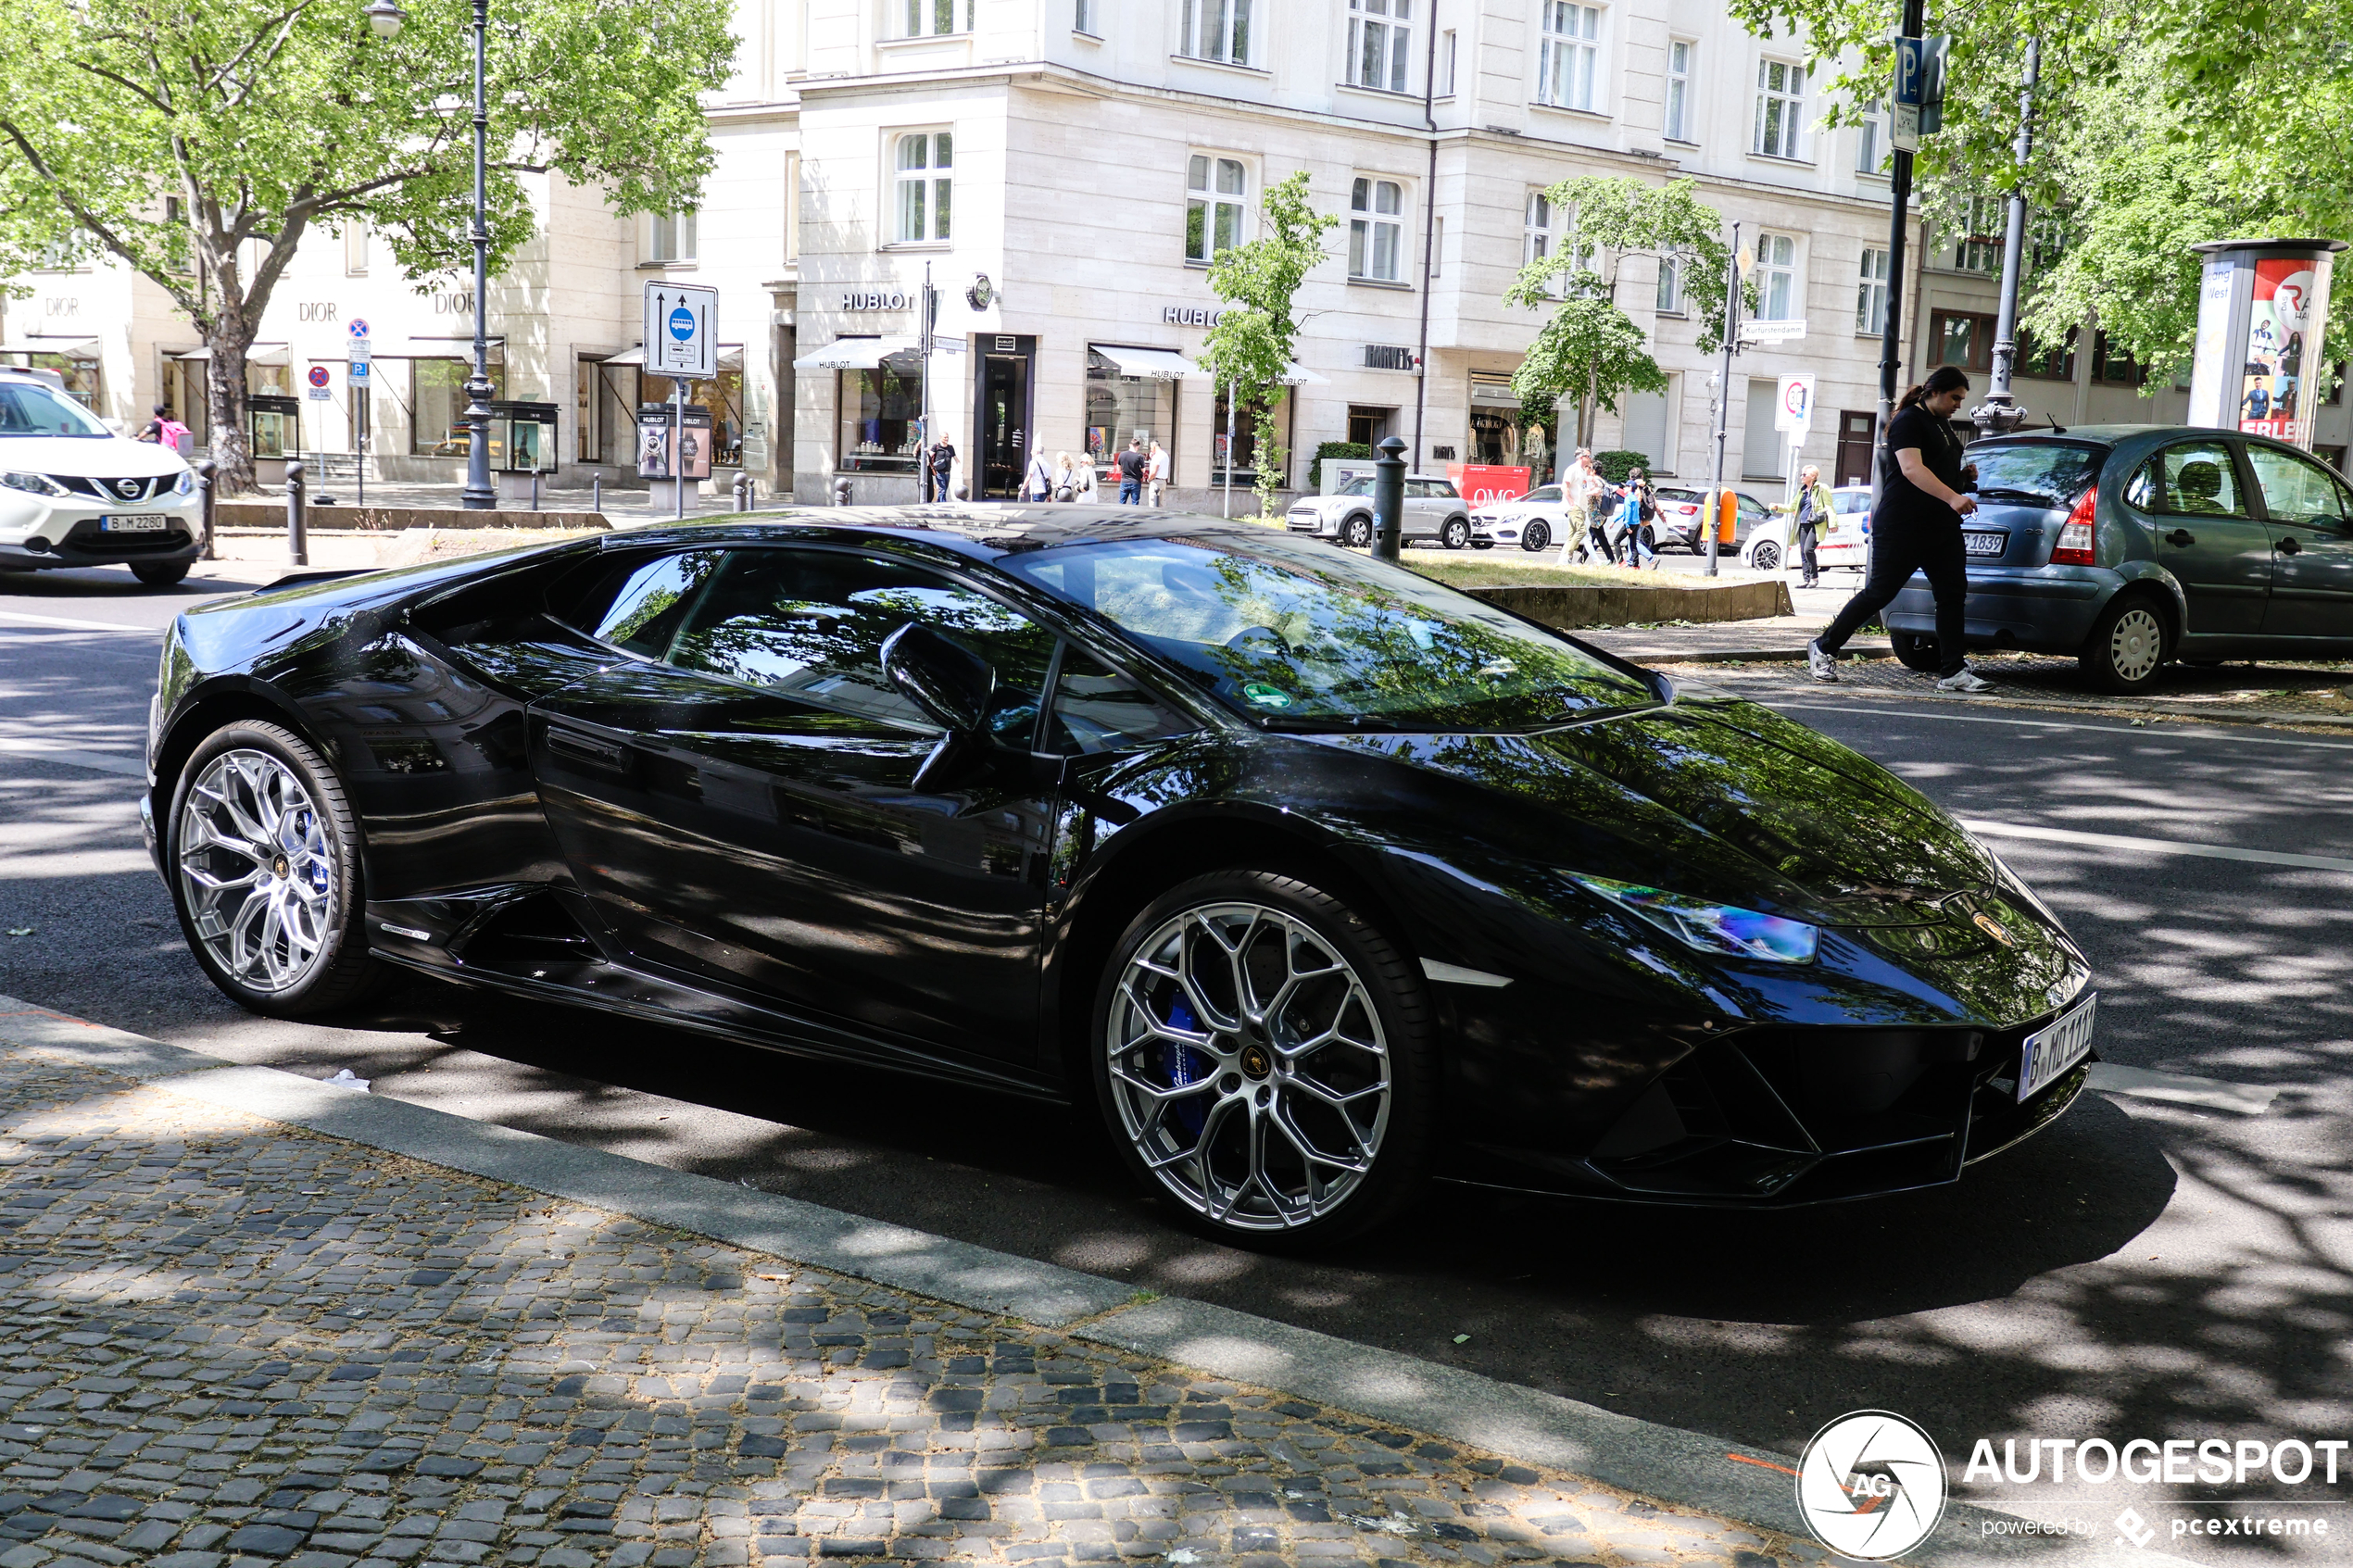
[1240,682,1295,709]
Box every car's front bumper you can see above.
[1885,566,2113,654]
[0,495,203,571]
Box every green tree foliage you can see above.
[1197,172,1339,519]
[1504,177,1740,453]
[0,0,734,489]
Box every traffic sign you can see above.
[308,366,332,389]
[644,282,718,379]
[349,360,371,383]
[348,318,370,338]
[1774,373,1818,433]
[1892,34,1949,151]
[1740,319,1809,344]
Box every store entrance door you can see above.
[974,335,1037,499]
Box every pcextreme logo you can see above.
[1795,1411,1950,1560]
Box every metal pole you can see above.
[459,0,495,510]
[1708,220,1741,578]
[673,377,686,521]
[591,473,601,513]
[195,459,217,560]
[285,460,308,566]
[1372,434,1406,562]
[1875,0,1928,498]
[920,262,933,503]
[355,392,365,508]
[1976,38,2039,440]
[1222,383,1235,519]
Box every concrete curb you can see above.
[0,996,2182,1568]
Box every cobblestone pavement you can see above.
[0,1046,1823,1568]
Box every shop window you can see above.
[1212,387,1293,485]
[247,362,294,400]
[1537,3,1601,112]
[900,0,969,36]
[1180,0,1252,63]
[1664,40,1693,141]
[1931,310,1996,373]
[579,358,642,464]
[645,370,746,469]
[1187,156,1248,264]
[1856,246,1888,333]
[1349,178,1404,282]
[6,354,102,408]
[1347,405,1393,445]
[1753,232,1798,320]
[837,354,925,470]
[1753,58,1805,159]
[650,208,697,264]
[1345,0,1411,93]
[894,132,952,245]
[2019,326,2078,382]
[410,358,507,457]
[1085,348,1178,474]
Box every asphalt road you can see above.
[6,558,2351,1546]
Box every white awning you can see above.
[594,342,745,371]
[1090,345,1202,381]
[362,336,506,363]
[1277,362,1328,386]
[172,343,290,366]
[793,336,919,370]
[0,335,101,358]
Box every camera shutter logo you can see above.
[1794,1411,1948,1560]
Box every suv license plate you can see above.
[2018,992,2096,1101]
[1963,530,2007,558]
[101,514,170,533]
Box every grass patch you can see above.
[1407,554,1767,590]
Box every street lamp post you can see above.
[363,0,494,509]
[1973,40,2041,442]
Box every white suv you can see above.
[0,372,203,586]
[1285,474,1473,548]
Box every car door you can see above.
[2245,442,2353,641]
[2127,437,2272,634]
[527,544,1059,1064]
[1403,479,1443,538]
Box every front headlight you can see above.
[1,471,67,497]
[1573,873,1819,964]
[173,470,195,495]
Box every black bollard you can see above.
[1371,435,1406,563]
[195,460,217,561]
[285,460,308,567]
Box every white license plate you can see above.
[1963,530,2007,558]
[2018,993,2096,1101]
[101,514,170,533]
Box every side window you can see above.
[559,549,727,659]
[1044,645,1194,756]
[2145,441,2248,517]
[1403,480,1432,499]
[666,550,1055,740]
[1430,481,1459,498]
[2246,445,2350,530]
[1528,486,1562,503]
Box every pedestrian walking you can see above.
[1558,448,1603,563]
[1115,438,1149,505]
[1022,446,1054,503]
[1147,440,1170,507]
[925,440,956,502]
[1612,469,1658,568]
[1807,366,1990,692]
[1074,453,1099,503]
[1774,464,1832,587]
[1051,452,1078,501]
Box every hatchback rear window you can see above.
[1969,441,2108,508]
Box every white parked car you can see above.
[1467,483,1570,552]
[1739,483,1872,573]
[1286,474,1473,548]
[0,370,203,586]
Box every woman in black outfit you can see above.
[1807,365,1991,693]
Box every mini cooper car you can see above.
[0,370,202,585]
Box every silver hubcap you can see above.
[176,749,336,993]
[2108,607,2163,683]
[1107,903,1391,1231]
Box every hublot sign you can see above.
[1163,305,1224,327]
[841,290,913,310]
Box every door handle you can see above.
[2279,535,2304,556]
[2167,529,2196,546]
[545,723,630,773]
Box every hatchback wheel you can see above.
[1520,521,1551,553]
[1891,632,1942,672]
[132,560,192,587]
[1750,539,1781,571]
[1441,517,1470,550]
[1093,871,1434,1248]
[1340,514,1373,548]
[2082,594,2168,694]
[168,721,384,1017]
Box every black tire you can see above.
[1521,520,1552,553]
[2080,592,2170,694]
[166,721,384,1018]
[1340,514,1373,548]
[132,560,192,587]
[2182,659,2224,669]
[1471,541,1495,550]
[1091,870,1437,1250]
[1441,517,1470,550]
[1891,632,1943,672]
[1750,539,1781,571]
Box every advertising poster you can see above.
[635,406,715,481]
[2238,257,2327,445]
[1444,463,1534,508]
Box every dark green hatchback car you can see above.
[1884,425,2353,691]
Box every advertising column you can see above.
[2185,238,2348,451]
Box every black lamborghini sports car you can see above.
[143,508,2096,1244]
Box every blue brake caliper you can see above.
[1164,996,1212,1137]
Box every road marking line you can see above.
[0,609,159,633]
[2085,1063,2277,1115]
[1960,818,2353,875]
[1768,698,2353,752]
[0,737,145,777]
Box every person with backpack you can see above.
[1612,468,1658,568]
[1022,446,1054,503]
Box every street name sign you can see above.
[1740,319,1809,345]
[645,282,718,380]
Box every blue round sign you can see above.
[667,305,696,342]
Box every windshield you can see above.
[1336,477,1373,496]
[1000,531,1655,731]
[0,380,108,437]
[1969,441,2108,507]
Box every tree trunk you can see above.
[205,332,256,496]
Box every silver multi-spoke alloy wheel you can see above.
[2106,605,2164,684]
[1105,901,1391,1232]
[177,748,338,994]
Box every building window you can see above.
[1856,103,1887,174]
[1431,215,1443,278]
[410,358,507,457]
[2020,326,2078,381]
[650,209,697,263]
[1076,0,1095,31]
[2092,332,2145,385]
[1664,40,1693,141]
[1523,192,1558,267]
[1753,58,1805,159]
[1856,246,1888,333]
[1440,29,1457,94]
[894,132,952,244]
[1656,252,1684,314]
[1948,195,2001,272]
[1537,3,1601,112]
[1214,387,1293,484]
[33,232,84,272]
[1932,310,1996,372]
[2329,362,2346,407]
[838,351,925,470]
[784,151,801,261]
[1180,0,1252,62]
[2029,214,2067,271]
[1754,232,1798,320]
[1187,156,1248,263]
[1346,0,1412,93]
[162,199,195,276]
[344,220,370,276]
[1349,178,1404,282]
[900,0,968,36]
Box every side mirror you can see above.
[881,622,995,734]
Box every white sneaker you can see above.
[1936,667,1995,694]
[1806,640,1840,684]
